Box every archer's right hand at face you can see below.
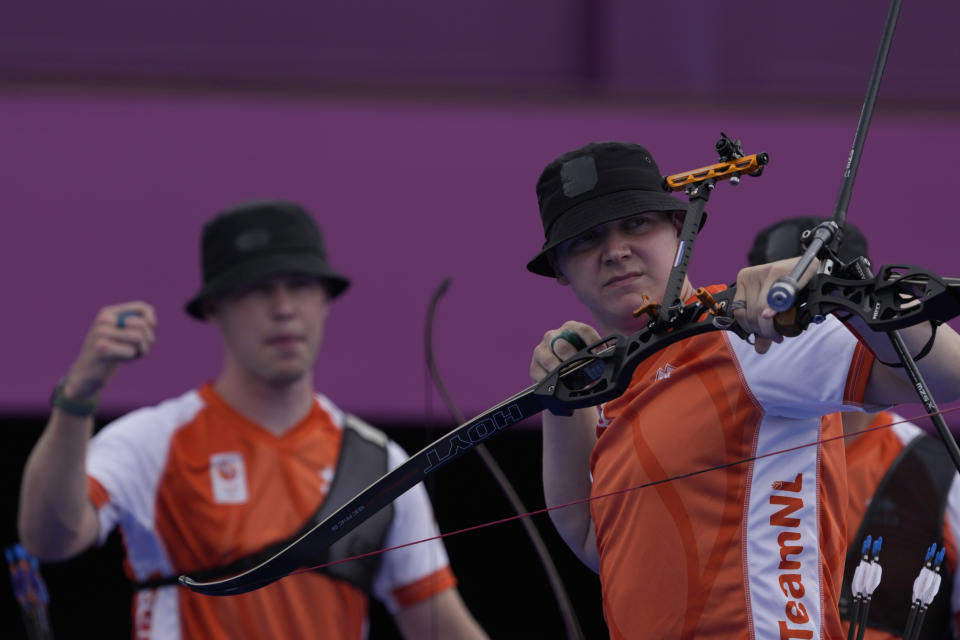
[530,321,602,384]
[62,302,157,401]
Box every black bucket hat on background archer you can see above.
[185,200,350,320]
[747,215,870,266]
[526,141,691,277]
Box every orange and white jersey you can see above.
[590,314,876,640]
[844,412,960,640]
[86,383,455,640]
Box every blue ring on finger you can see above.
[116,310,140,329]
[550,329,588,360]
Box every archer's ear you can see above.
[547,251,570,286]
[670,211,685,235]
[202,299,220,323]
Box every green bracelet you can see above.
[50,378,98,418]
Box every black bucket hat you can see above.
[747,215,870,266]
[526,142,690,277]
[185,200,350,320]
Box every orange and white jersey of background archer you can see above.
[590,314,876,640]
[86,384,455,640]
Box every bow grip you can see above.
[773,308,804,338]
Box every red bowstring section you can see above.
[287,405,960,577]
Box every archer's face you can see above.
[208,274,330,388]
[553,212,686,334]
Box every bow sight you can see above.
[640,133,769,329]
[661,133,768,194]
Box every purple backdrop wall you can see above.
[2,89,958,422]
[2,1,959,105]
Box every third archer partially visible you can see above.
[526,141,960,639]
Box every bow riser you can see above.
[801,267,960,333]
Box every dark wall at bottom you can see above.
[2,417,608,639]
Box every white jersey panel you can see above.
[733,319,865,639]
[132,586,180,640]
[746,413,824,640]
[86,389,204,580]
[727,316,869,418]
[889,412,923,445]
[315,393,346,430]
